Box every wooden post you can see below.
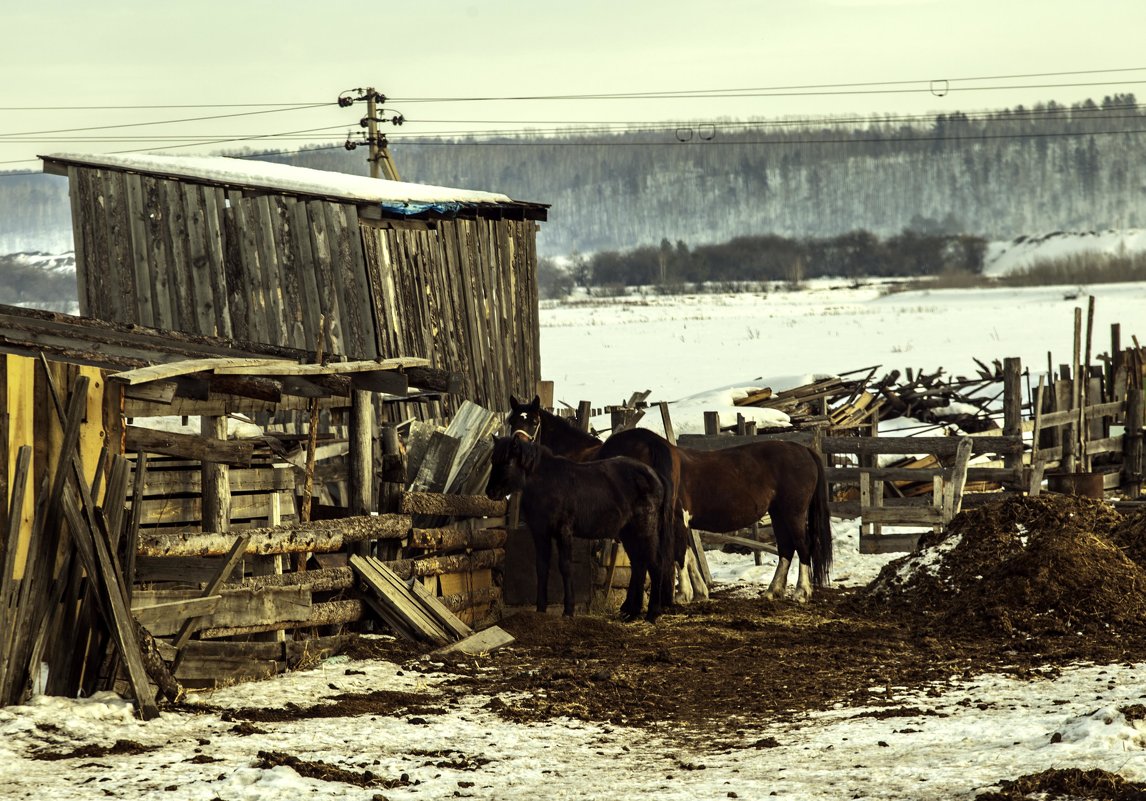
[576,401,592,432]
[299,315,329,570]
[1002,357,1023,477]
[201,416,230,535]
[1111,323,1122,398]
[657,401,677,445]
[349,389,374,519]
[1083,296,1096,472]
[1124,388,1144,499]
[378,422,403,564]
[536,380,554,411]
[703,411,721,436]
[1072,306,1084,474]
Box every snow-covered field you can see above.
[2,277,1146,800]
[540,278,1146,434]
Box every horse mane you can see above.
[515,438,547,473]
[540,407,603,447]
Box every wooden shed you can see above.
[40,152,549,412]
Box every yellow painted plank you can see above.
[6,355,35,579]
[79,365,107,504]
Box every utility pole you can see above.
[340,87,404,180]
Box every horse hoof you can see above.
[618,610,640,623]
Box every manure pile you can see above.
[860,494,1146,638]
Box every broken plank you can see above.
[109,357,292,386]
[431,626,515,657]
[132,596,221,631]
[349,555,449,645]
[409,579,473,640]
[212,357,430,376]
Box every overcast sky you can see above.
[2,0,1144,171]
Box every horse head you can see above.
[508,394,542,442]
[485,435,542,498]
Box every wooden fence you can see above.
[677,342,1146,553]
[1,349,511,713]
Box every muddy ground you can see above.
[211,495,1146,800]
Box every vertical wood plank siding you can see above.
[71,167,540,410]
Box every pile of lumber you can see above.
[730,363,1007,434]
[1,374,165,718]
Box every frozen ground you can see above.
[2,278,1145,799]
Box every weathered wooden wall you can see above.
[67,165,541,411]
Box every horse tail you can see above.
[808,447,833,587]
[646,441,682,570]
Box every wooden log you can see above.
[392,366,463,394]
[436,585,501,614]
[136,514,411,558]
[408,525,508,553]
[387,548,505,580]
[201,415,231,535]
[400,492,506,517]
[233,565,355,593]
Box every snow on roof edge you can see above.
[40,151,547,213]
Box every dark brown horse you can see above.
[508,395,833,602]
[485,436,675,622]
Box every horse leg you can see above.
[647,550,675,623]
[769,510,815,603]
[557,527,576,617]
[763,514,796,601]
[674,548,695,605]
[764,555,791,601]
[686,544,709,601]
[644,561,663,623]
[621,553,647,622]
[534,530,552,614]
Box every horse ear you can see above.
[510,394,521,408]
[529,395,541,411]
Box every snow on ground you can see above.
[983,228,1146,277]
[541,279,1146,430]
[3,278,1146,799]
[1,535,1143,801]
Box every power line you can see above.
[0,101,330,111]
[1,75,1143,170]
[387,125,1146,147]
[0,103,333,139]
[390,67,1146,103]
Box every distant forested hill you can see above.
[4,96,1145,258]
